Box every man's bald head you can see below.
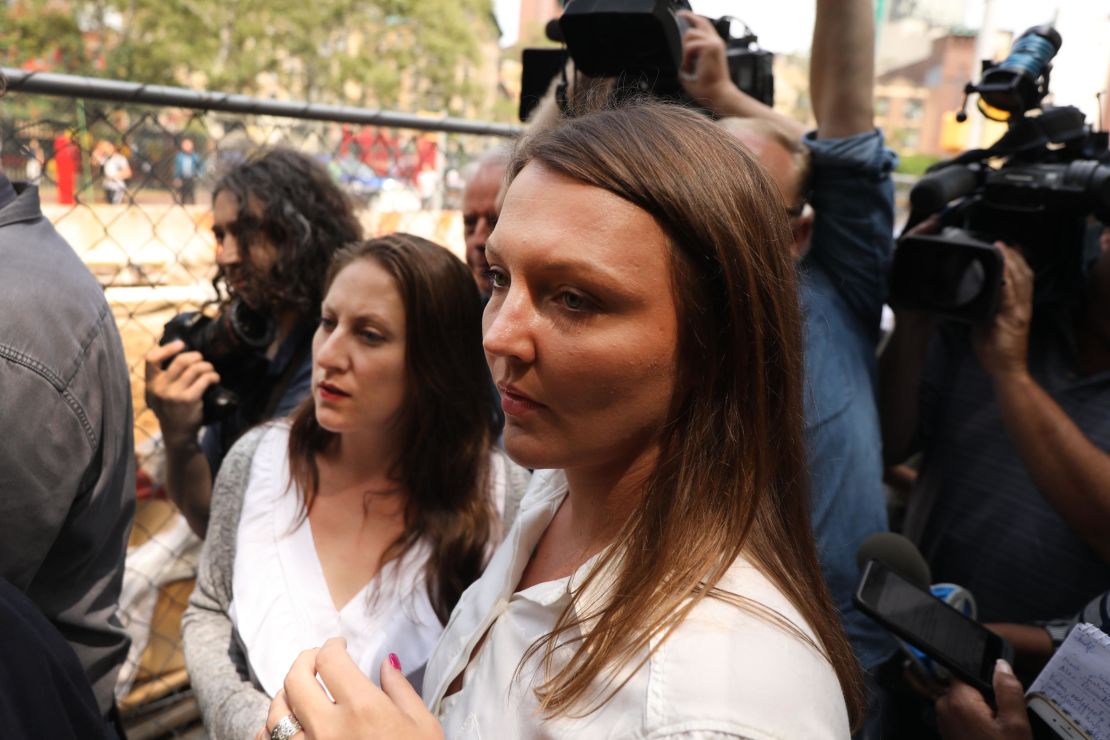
[719,117,810,209]
[463,148,511,295]
[719,117,814,257]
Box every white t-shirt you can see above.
[229,423,514,696]
[102,153,129,192]
[423,470,852,739]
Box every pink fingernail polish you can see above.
[389,652,402,671]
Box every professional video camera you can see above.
[518,0,773,121]
[159,298,276,425]
[890,26,1110,323]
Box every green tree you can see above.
[3,0,500,114]
[0,1,94,74]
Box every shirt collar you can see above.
[423,470,633,710]
[508,473,622,638]
[0,180,44,229]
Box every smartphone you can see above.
[854,560,1014,697]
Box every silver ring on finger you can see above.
[270,713,304,740]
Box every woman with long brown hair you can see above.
[182,234,529,739]
[265,101,864,739]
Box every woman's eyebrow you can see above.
[487,244,625,281]
[320,302,391,325]
[350,312,392,328]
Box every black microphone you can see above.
[909,164,979,215]
[856,532,932,590]
[545,18,564,43]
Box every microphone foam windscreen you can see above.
[856,532,932,589]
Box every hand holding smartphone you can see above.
[854,560,1015,699]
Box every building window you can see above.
[876,97,890,117]
[905,99,924,121]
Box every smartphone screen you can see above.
[854,560,1013,694]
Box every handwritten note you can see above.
[1028,623,1110,739]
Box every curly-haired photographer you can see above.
[145,148,362,538]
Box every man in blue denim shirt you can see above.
[680,0,897,699]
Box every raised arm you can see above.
[811,0,876,138]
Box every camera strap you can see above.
[216,326,313,458]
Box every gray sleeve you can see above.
[182,427,270,740]
[0,360,90,591]
[0,306,135,715]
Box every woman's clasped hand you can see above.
[261,638,442,740]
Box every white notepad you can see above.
[1027,622,1110,740]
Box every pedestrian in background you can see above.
[174,138,203,205]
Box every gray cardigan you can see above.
[181,425,530,739]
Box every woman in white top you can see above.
[182,234,529,739]
[265,102,865,738]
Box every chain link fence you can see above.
[2,68,517,739]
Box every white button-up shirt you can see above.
[230,424,444,696]
[423,470,851,739]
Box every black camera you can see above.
[518,0,773,121]
[891,26,1110,323]
[159,298,276,425]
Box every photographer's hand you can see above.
[677,11,806,139]
[677,12,731,110]
[144,340,220,445]
[973,244,1034,381]
[144,339,220,537]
